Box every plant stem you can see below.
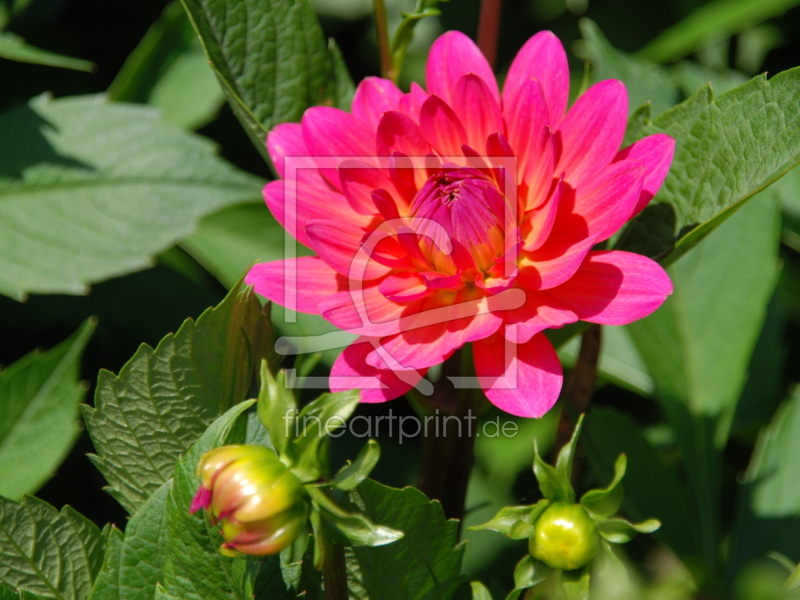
[416,348,479,522]
[322,537,348,600]
[477,0,503,69]
[372,0,395,81]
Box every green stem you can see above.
[372,0,395,82]
[477,0,503,69]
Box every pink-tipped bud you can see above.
[191,445,308,556]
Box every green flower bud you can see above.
[528,502,601,571]
[191,444,308,556]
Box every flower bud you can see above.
[190,444,308,556]
[528,502,601,571]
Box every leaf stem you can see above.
[322,526,349,599]
[477,0,503,69]
[373,0,395,81]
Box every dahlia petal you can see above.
[376,111,431,158]
[379,272,434,302]
[245,257,345,315]
[517,231,598,290]
[267,123,329,188]
[339,160,392,215]
[522,175,561,251]
[615,133,676,217]
[545,250,673,325]
[264,180,368,247]
[302,107,376,189]
[565,159,645,242]
[319,284,414,337]
[555,80,628,187]
[473,330,563,418]
[367,323,450,370]
[452,74,504,151]
[441,290,504,351]
[330,337,426,403]
[426,31,500,106]
[419,95,468,158]
[503,31,569,124]
[501,290,578,344]
[351,77,403,130]
[305,219,391,280]
[399,82,428,121]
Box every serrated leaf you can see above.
[341,480,466,600]
[533,440,573,503]
[597,518,660,544]
[87,483,170,600]
[555,413,584,488]
[107,0,224,130]
[291,390,360,481]
[512,555,550,591]
[158,400,255,600]
[469,500,549,541]
[84,279,272,513]
[0,497,105,600]
[306,486,403,547]
[580,454,626,518]
[616,67,800,265]
[578,20,679,116]
[0,95,262,300]
[0,319,94,499]
[179,0,354,159]
[0,32,94,71]
[0,585,46,600]
[329,439,381,491]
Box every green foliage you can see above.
[342,480,466,600]
[0,319,94,499]
[0,95,262,300]
[0,32,94,71]
[0,497,105,600]
[107,1,224,130]
[83,280,273,513]
[179,0,354,159]
[580,455,626,518]
[328,439,381,491]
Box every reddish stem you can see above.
[477,0,503,69]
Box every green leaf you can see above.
[0,497,105,600]
[580,454,626,518]
[329,439,381,491]
[670,60,749,98]
[0,95,262,300]
[306,485,403,547]
[469,500,549,540]
[84,279,272,513]
[291,390,360,481]
[787,560,800,592]
[88,483,169,600]
[582,408,698,566]
[157,400,255,600]
[341,480,466,600]
[616,68,800,265]
[470,581,493,600]
[179,0,354,158]
[0,585,46,600]
[555,413,584,488]
[727,387,800,579]
[638,0,800,63]
[533,440,573,503]
[107,1,224,130]
[0,319,94,499]
[257,365,296,458]
[0,32,94,71]
[561,567,590,600]
[597,518,660,544]
[578,20,679,116]
[512,555,550,591]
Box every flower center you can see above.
[409,167,508,270]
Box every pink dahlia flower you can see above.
[246,30,674,418]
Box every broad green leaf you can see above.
[512,555,550,591]
[342,479,466,600]
[0,32,94,71]
[616,67,800,265]
[180,0,354,158]
[0,95,262,300]
[727,387,800,579]
[582,408,697,567]
[597,518,660,544]
[561,568,590,600]
[158,400,255,600]
[670,60,749,98]
[787,561,800,592]
[107,1,224,130]
[0,497,105,600]
[329,439,381,491]
[470,581,493,600]
[580,454,626,518]
[88,483,169,600]
[0,585,45,600]
[638,0,800,63]
[84,280,272,513]
[469,500,549,541]
[0,319,94,499]
[533,440,573,504]
[306,486,403,547]
[578,20,679,116]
